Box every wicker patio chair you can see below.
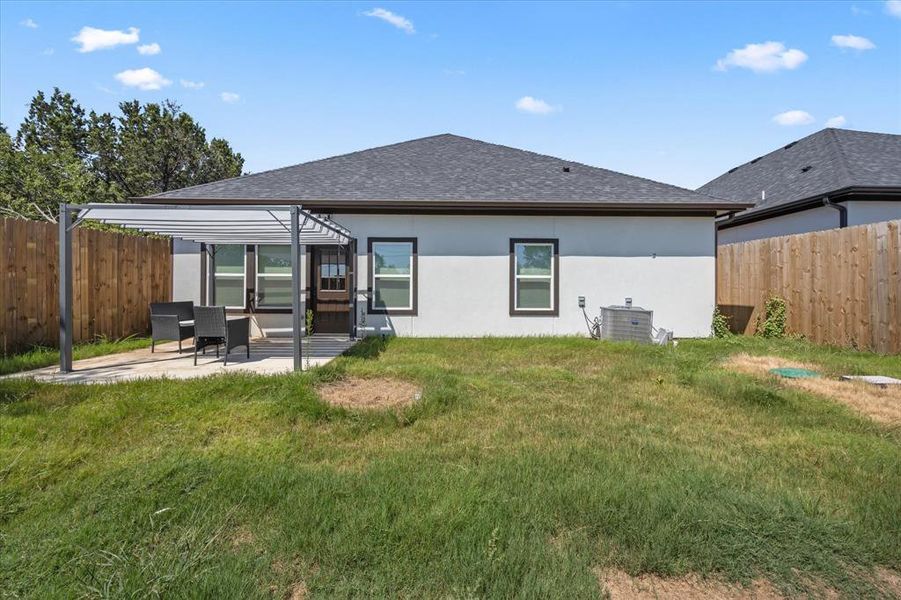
[192,306,250,366]
[149,301,195,353]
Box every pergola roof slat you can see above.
[73,203,350,245]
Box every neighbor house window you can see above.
[368,238,417,315]
[510,239,558,316]
[256,245,292,308]
[212,244,246,308]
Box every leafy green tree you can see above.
[16,88,88,157]
[0,89,244,222]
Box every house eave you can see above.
[716,186,901,230]
[135,196,751,216]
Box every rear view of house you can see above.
[146,134,749,339]
[702,128,901,244]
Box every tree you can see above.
[0,89,244,222]
[16,88,88,157]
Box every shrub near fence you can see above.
[717,220,901,354]
[1,217,172,355]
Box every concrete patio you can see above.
[6,335,357,384]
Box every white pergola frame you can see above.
[58,203,354,374]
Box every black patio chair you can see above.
[150,301,195,353]
[192,306,250,366]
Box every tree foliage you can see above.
[0,88,244,221]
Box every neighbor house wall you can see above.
[188,214,716,338]
[846,201,901,226]
[717,205,840,244]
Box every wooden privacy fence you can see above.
[1,217,172,355]
[717,220,901,354]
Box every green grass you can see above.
[0,336,152,376]
[1,337,898,598]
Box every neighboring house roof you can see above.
[699,128,901,223]
[145,134,746,212]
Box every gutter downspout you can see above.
[823,196,847,228]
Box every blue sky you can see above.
[2,1,899,188]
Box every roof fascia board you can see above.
[133,197,751,214]
[717,187,901,229]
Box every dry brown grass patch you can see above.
[872,568,901,596]
[230,526,255,549]
[317,376,422,410]
[596,568,783,599]
[287,581,307,600]
[725,354,901,424]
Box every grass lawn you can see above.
[0,336,152,376]
[1,337,898,598]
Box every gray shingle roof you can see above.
[148,134,740,208]
[698,128,901,215]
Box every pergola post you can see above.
[206,245,216,305]
[348,238,357,340]
[59,203,73,373]
[290,205,303,371]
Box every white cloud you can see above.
[137,42,161,55]
[443,68,466,76]
[850,4,871,15]
[114,67,171,90]
[20,18,38,29]
[772,110,815,126]
[715,41,808,73]
[887,0,901,17]
[364,8,415,34]
[831,34,876,50]
[220,92,240,103]
[41,48,54,56]
[180,79,205,90]
[72,26,139,52]
[826,115,847,127]
[515,96,558,115]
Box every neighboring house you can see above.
[700,128,901,245]
[145,134,748,338]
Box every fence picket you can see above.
[717,220,901,354]
[0,218,172,354]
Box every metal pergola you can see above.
[58,203,353,374]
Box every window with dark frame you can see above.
[510,238,558,316]
[368,238,417,315]
[212,244,246,309]
[318,247,347,291]
[256,244,292,308]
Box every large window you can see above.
[213,244,246,308]
[256,245,292,308]
[368,238,417,315]
[510,239,558,315]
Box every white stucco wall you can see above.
[172,239,202,304]
[718,201,901,244]
[178,214,717,339]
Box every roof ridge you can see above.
[150,133,457,198]
[447,135,712,198]
[823,128,855,189]
[705,128,833,185]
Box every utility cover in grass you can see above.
[770,367,820,379]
